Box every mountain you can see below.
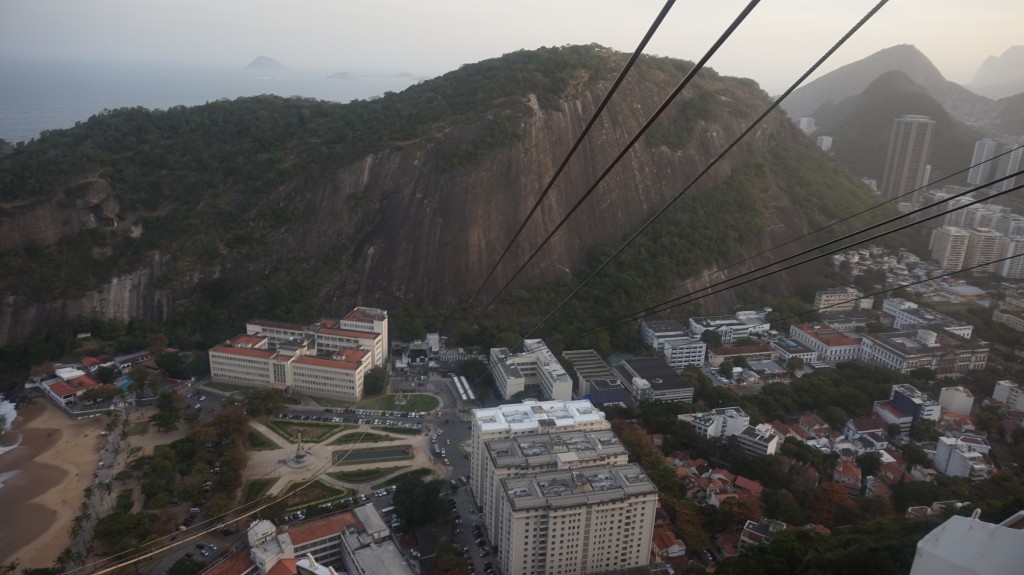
[0,45,882,349]
[246,56,288,71]
[970,46,1024,99]
[783,45,997,127]
[812,70,983,183]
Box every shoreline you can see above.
[0,398,104,566]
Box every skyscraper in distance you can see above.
[992,143,1023,192]
[881,115,935,203]
[967,138,998,186]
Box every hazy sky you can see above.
[1,0,1020,94]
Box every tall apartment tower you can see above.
[1000,237,1024,279]
[881,115,935,203]
[991,143,1023,192]
[965,229,1007,274]
[931,226,971,273]
[967,138,998,186]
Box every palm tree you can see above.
[101,480,114,504]
[54,548,73,570]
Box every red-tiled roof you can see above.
[793,323,862,346]
[343,309,382,323]
[318,327,378,339]
[211,345,275,360]
[875,401,910,419]
[267,558,298,575]
[735,476,763,495]
[231,334,268,347]
[770,420,793,437]
[49,375,100,398]
[294,350,369,370]
[286,511,360,544]
[653,527,678,552]
[248,318,308,331]
[81,357,101,367]
[711,344,775,355]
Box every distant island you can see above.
[246,56,288,71]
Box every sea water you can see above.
[0,57,424,144]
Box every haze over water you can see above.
[0,57,423,144]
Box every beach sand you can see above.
[0,398,104,566]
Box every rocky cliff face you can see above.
[0,48,867,346]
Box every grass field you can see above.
[333,445,414,466]
[266,420,352,443]
[357,393,439,412]
[278,479,352,512]
[372,467,435,489]
[329,466,407,484]
[247,429,279,451]
[332,431,390,444]
[371,425,420,435]
[244,478,278,503]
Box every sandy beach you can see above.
[0,398,104,567]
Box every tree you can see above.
[94,365,119,384]
[244,388,287,416]
[901,442,931,467]
[363,367,388,396]
[785,356,805,373]
[701,330,723,349]
[156,352,189,379]
[392,476,444,529]
[151,390,181,431]
[910,419,939,442]
[146,333,169,355]
[719,361,735,378]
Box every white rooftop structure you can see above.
[910,509,1024,575]
[472,399,606,433]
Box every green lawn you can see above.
[357,393,439,412]
[333,445,414,466]
[265,420,352,443]
[372,467,434,489]
[204,381,254,394]
[371,425,421,435]
[247,429,279,451]
[332,431,390,444]
[329,466,407,484]
[278,479,353,512]
[244,478,278,503]
[309,396,355,408]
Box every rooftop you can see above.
[501,463,656,510]
[473,399,606,433]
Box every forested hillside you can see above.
[0,44,886,367]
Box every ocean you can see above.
[0,57,424,144]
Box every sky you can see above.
[0,0,1021,94]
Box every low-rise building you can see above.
[788,323,862,365]
[993,380,1024,411]
[859,329,988,376]
[706,344,778,368]
[813,287,872,313]
[769,337,817,364]
[615,357,694,403]
[881,298,973,338]
[933,435,994,480]
[678,407,780,455]
[739,518,787,552]
[993,308,1024,332]
[562,349,621,398]
[736,423,781,456]
[688,309,772,345]
[490,339,573,401]
[939,386,975,415]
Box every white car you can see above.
[199,396,207,401]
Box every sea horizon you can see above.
[0,56,426,144]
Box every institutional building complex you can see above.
[489,339,573,401]
[209,307,388,403]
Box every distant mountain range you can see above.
[783,45,999,129]
[970,46,1024,99]
[811,70,983,184]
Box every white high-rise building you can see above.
[469,399,610,510]
[930,226,971,272]
[1000,237,1024,279]
[995,213,1024,237]
[967,138,998,185]
[816,135,833,152]
[881,115,935,203]
[992,144,1023,192]
[993,380,1024,411]
[495,464,657,575]
[965,228,1007,274]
